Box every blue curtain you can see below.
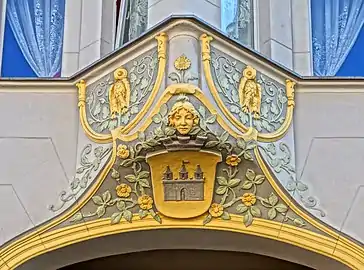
[311,0,364,76]
[1,0,65,77]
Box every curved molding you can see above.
[77,33,168,144]
[200,34,295,143]
[1,84,364,270]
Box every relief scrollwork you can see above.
[70,92,305,229]
[49,144,112,212]
[258,142,325,217]
[78,33,168,143]
[200,34,295,142]
[168,55,198,84]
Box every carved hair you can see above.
[168,101,200,127]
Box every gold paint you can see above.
[167,99,199,135]
[174,55,191,70]
[146,150,222,219]
[1,215,364,270]
[77,79,112,143]
[200,33,295,142]
[109,68,130,118]
[77,32,168,143]
[286,79,296,107]
[1,86,364,269]
[238,66,262,119]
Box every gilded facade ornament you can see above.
[156,32,168,59]
[238,66,262,119]
[167,98,200,135]
[169,55,198,83]
[286,79,296,107]
[109,68,131,119]
[76,79,86,108]
[200,33,213,61]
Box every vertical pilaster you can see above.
[148,0,221,29]
[61,0,115,77]
[258,0,293,70]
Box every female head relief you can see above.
[168,99,199,135]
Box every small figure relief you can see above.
[109,68,131,119]
[167,98,200,135]
[163,161,205,201]
[238,66,262,119]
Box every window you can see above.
[311,0,364,76]
[221,0,254,48]
[115,0,148,48]
[1,0,66,78]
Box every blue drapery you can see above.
[311,0,364,76]
[5,0,65,77]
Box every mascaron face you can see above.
[172,108,195,135]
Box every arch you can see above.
[15,229,349,270]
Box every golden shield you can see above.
[146,149,222,219]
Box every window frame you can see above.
[114,0,130,49]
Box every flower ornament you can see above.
[116,184,131,198]
[138,195,153,210]
[242,193,256,206]
[117,145,130,159]
[209,203,224,217]
[226,154,241,166]
[174,55,191,70]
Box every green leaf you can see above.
[120,159,133,167]
[237,138,246,149]
[230,105,240,114]
[130,106,139,115]
[125,174,137,183]
[123,210,133,223]
[160,103,168,116]
[246,141,257,150]
[70,212,83,223]
[297,181,308,192]
[153,214,162,224]
[206,114,217,124]
[189,126,201,136]
[243,151,254,161]
[221,211,231,220]
[246,169,256,181]
[152,114,162,124]
[219,131,229,143]
[216,186,228,195]
[228,178,241,188]
[139,210,148,219]
[241,181,253,190]
[250,206,262,217]
[243,212,253,227]
[96,206,106,218]
[205,141,219,148]
[198,106,206,118]
[155,127,164,137]
[268,193,279,206]
[236,204,248,213]
[217,176,228,186]
[275,203,288,213]
[110,212,122,224]
[116,201,126,211]
[165,127,176,136]
[138,131,146,141]
[111,168,120,179]
[102,191,112,203]
[139,178,150,188]
[253,175,265,185]
[92,195,104,206]
[268,208,277,220]
[293,218,306,227]
[138,171,150,179]
[203,214,212,225]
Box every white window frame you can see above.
[0,0,7,75]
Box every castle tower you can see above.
[163,166,173,180]
[194,165,203,180]
[179,162,188,180]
